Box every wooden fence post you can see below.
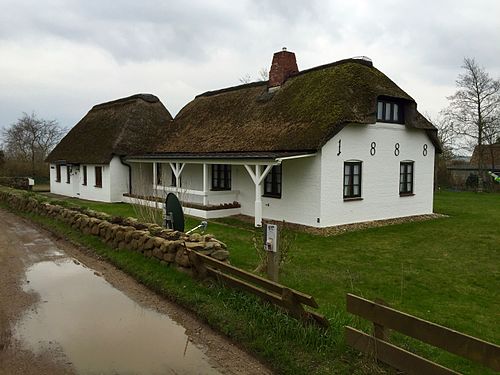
[188,250,207,280]
[282,287,306,320]
[373,298,389,341]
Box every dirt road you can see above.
[0,208,271,375]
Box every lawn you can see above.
[41,191,499,374]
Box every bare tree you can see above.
[239,67,269,84]
[445,58,500,189]
[257,67,269,81]
[2,112,66,176]
[239,74,252,84]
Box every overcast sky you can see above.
[1,0,499,130]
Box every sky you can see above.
[1,0,499,130]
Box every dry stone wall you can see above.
[0,191,229,269]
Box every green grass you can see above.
[9,191,500,374]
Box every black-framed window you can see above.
[95,166,103,188]
[263,165,282,198]
[82,165,87,186]
[66,166,71,184]
[400,161,414,195]
[55,165,61,182]
[377,99,404,124]
[212,164,231,190]
[344,161,362,199]
[156,163,162,185]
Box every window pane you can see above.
[377,101,383,120]
[393,104,399,121]
[407,164,412,173]
[353,175,359,185]
[407,182,412,191]
[385,103,391,120]
[344,186,349,196]
[353,185,360,195]
[344,165,350,174]
[353,164,359,174]
[344,175,350,185]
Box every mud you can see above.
[0,208,271,375]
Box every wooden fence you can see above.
[186,249,329,327]
[345,293,500,374]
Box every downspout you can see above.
[120,156,132,194]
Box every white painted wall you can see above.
[75,164,110,202]
[49,164,75,197]
[49,156,129,203]
[235,157,322,227]
[319,123,435,227]
[179,164,203,191]
[109,156,129,202]
[131,162,153,196]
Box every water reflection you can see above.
[15,260,221,375]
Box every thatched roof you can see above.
[470,144,500,168]
[46,94,173,164]
[149,58,440,155]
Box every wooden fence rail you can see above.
[345,293,500,374]
[186,249,329,327]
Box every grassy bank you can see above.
[13,191,500,374]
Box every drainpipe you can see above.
[120,156,132,194]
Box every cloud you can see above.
[0,0,499,130]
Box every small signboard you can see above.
[265,224,278,253]
[28,178,35,186]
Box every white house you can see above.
[47,94,173,202]
[48,50,441,227]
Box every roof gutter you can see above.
[275,153,317,163]
[119,156,132,194]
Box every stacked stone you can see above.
[0,191,230,269]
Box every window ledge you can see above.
[376,120,405,125]
[399,192,415,197]
[94,185,102,188]
[263,194,281,199]
[344,197,363,202]
[210,188,232,192]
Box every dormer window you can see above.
[377,99,404,124]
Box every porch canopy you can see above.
[126,151,315,227]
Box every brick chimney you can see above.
[268,47,299,88]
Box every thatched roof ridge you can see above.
[151,58,440,155]
[46,93,173,164]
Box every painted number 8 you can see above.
[394,143,400,156]
[370,142,376,156]
[423,144,428,156]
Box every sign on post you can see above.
[265,224,279,282]
[265,224,278,252]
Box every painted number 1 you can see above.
[337,139,341,156]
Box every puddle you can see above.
[14,260,222,375]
